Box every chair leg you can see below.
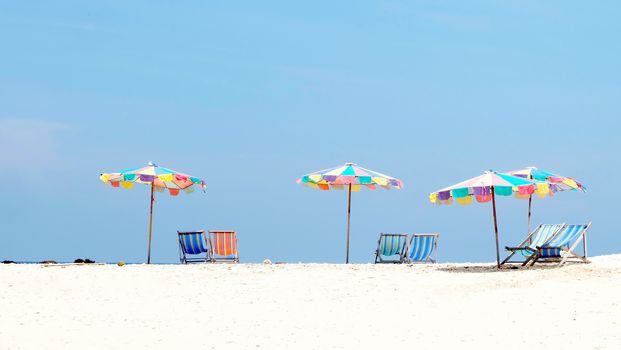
[374,237,381,264]
[524,252,539,267]
[558,250,579,267]
[558,250,590,267]
[501,251,516,266]
[559,234,589,267]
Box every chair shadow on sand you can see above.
[437,264,560,273]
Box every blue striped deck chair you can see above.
[528,223,592,267]
[501,223,565,266]
[406,233,439,264]
[178,230,212,264]
[374,233,408,263]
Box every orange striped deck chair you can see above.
[209,230,239,263]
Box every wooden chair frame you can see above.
[526,222,592,267]
[501,223,565,267]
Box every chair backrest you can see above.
[210,231,238,256]
[378,234,407,256]
[178,231,209,255]
[529,224,564,248]
[408,234,438,261]
[542,224,589,248]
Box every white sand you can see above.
[2,256,621,350]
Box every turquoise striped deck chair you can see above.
[374,233,408,263]
[528,223,592,267]
[501,223,564,266]
[406,234,439,264]
[178,230,212,264]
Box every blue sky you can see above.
[0,1,619,263]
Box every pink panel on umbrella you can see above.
[333,176,355,185]
[107,174,122,182]
[168,188,180,196]
[173,177,193,189]
[476,195,492,203]
[518,185,535,195]
[352,166,370,176]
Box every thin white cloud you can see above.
[0,118,69,169]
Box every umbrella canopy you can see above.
[100,162,206,263]
[429,171,547,267]
[100,163,206,195]
[297,163,403,190]
[298,162,403,263]
[429,171,547,205]
[505,167,585,194]
[504,166,586,233]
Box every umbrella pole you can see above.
[147,183,155,264]
[527,195,532,240]
[491,187,500,268]
[346,184,352,264]
[527,173,533,240]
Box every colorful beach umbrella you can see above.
[429,171,548,268]
[505,166,586,233]
[99,162,206,264]
[297,162,403,263]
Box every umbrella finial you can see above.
[148,161,157,167]
[527,166,538,170]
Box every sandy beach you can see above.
[2,256,620,350]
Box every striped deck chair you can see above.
[406,234,439,264]
[527,223,592,267]
[178,230,211,264]
[209,230,239,263]
[501,223,565,266]
[374,233,408,263]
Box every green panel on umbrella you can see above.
[359,176,373,185]
[495,186,513,196]
[451,188,469,198]
[341,165,356,176]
